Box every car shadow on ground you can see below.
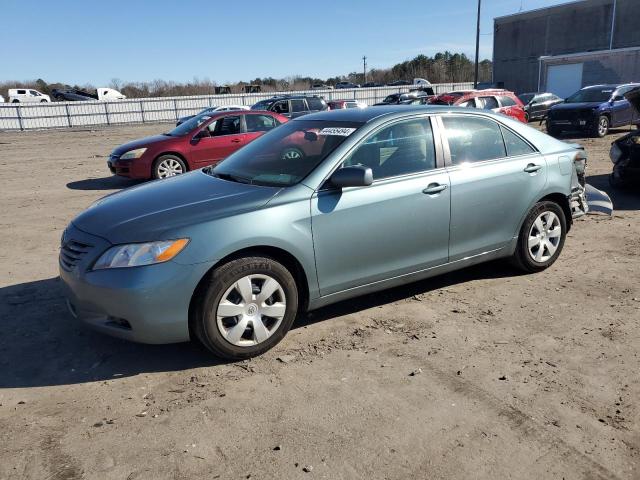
[66,176,143,191]
[0,261,522,389]
[551,127,636,140]
[587,173,640,211]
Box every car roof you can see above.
[298,105,481,123]
[582,83,640,90]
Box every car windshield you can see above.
[252,100,274,110]
[565,88,614,103]
[518,93,535,104]
[167,114,213,136]
[209,120,363,187]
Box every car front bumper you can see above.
[59,224,215,344]
[547,116,597,132]
[107,156,151,179]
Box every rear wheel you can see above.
[193,256,299,359]
[512,201,567,273]
[153,154,186,179]
[11,99,19,103]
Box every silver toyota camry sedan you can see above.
[60,105,590,359]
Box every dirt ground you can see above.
[0,121,639,480]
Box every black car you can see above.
[51,88,97,101]
[387,80,411,86]
[546,83,640,137]
[250,95,327,118]
[335,82,360,89]
[609,87,640,187]
[361,82,384,88]
[517,92,563,122]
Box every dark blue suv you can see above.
[546,84,640,137]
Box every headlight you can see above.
[120,148,147,160]
[610,144,623,164]
[93,239,189,270]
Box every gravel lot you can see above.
[0,122,638,480]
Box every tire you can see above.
[40,99,47,103]
[594,115,609,138]
[511,201,567,273]
[193,256,299,360]
[11,99,19,103]
[152,154,187,179]
[280,147,304,161]
[524,112,529,123]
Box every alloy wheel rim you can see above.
[599,118,608,136]
[528,211,561,263]
[216,274,286,347]
[157,159,183,178]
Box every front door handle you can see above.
[422,183,448,195]
[524,163,542,173]
[231,138,242,143]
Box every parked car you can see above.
[476,82,505,90]
[335,82,360,89]
[327,99,367,110]
[387,80,411,86]
[609,86,640,187]
[176,105,250,126]
[61,105,593,359]
[107,110,288,179]
[361,82,384,88]
[310,84,333,90]
[399,97,432,105]
[546,84,640,137]
[8,88,51,103]
[518,92,563,122]
[52,87,126,102]
[374,93,403,106]
[430,89,527,123]
[251,95,327,118]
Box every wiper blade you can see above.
[213,172,251,184]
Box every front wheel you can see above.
[512,201,567,273]
[594,115,609,137]
[153,154,186,179]
[193,256,299,359]
[11,99,19,103]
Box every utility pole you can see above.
[362,55,367,84]
[474,0,481,88]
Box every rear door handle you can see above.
[524,163,542,173]
[422,183,448,195]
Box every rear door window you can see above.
[479,96,499,110]
[272,101,289,114]
[245,114,277,132]
[497,95,516,107]
[291,99,306,113]
[306,97,325,110]
[441,115,506,164]
[210,116,241,136]
[500,127,536,157]
[17,90,26,95]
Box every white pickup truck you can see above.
[8,88,51,103]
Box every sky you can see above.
[0,0,573,85]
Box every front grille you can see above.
[60,240,93,271]
[550,109,593,121]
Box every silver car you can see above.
[60,106,589,359]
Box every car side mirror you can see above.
[330,165,373,188]
[304,131,318,142]
[193,129,211,141]
[613,95,624,102]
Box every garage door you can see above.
[546,63,583,98]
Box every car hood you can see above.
[550,102,601,111]
[624,87,640,114]
[112,135,174,156]
[72,170,281,244]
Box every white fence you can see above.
[0,83,474,131]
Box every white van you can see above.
[0,94,4,103]
[9,88,51,103]
[96,88,126,101]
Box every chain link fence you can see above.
[0,83,474,131]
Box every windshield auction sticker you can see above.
[318,127,356,136]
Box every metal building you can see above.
[493,0,640,97]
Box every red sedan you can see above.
[430,89,527,123]
[108,110,289,179]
